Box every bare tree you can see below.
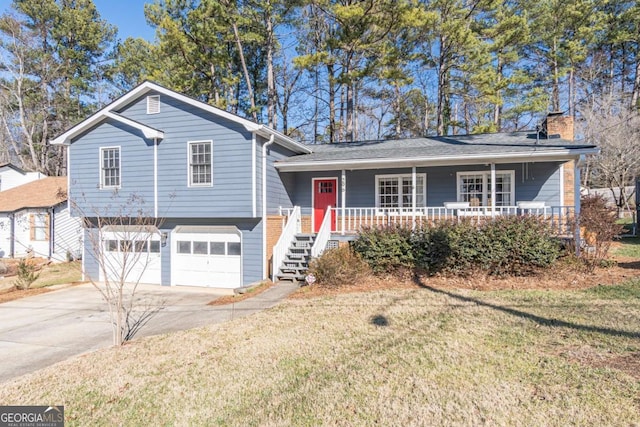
[71,192,165,346]
[581,97,640,211]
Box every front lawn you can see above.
[0,279,638,425]
[0,260,82,303]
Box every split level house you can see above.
[51,82,599,288]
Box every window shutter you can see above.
[147,95,160,114]
[29,214,35,240]
[45,214,50,241]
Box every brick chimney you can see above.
[542,112,574,141]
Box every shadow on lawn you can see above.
[412,275,640,339]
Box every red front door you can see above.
[313,178,337,232]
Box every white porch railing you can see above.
[332,205,577,236]
[272,205,301,281]
[311,207,333,258]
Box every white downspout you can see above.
[252,134,257,217]
[262,135,275,279]
[154,138,158,217]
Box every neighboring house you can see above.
[52,82,598,289]
[0,177,82,261]
[0,163,45,192]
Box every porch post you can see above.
[490,163,496,216]
[412,166,417,228]
[341,169,346,235]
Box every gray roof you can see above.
[278,132,596,167]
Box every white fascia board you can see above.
[103,112,164,139]
[254,126,312,154]
[50,81,310,153]
[275,148,599,172]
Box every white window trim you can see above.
[100,146,121,189]
[147,95,160,114]
[374,173,427,213]
[187,140,213,187]
[456,170,515,207]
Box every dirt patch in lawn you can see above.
[291,257,640,299]
[559,346,640,380]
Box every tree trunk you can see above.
[328,63,336,143]
[394,83,401,136]
[631,55,640,110]
[266,8,277,128]
[552,37,560,111]
[232,22,258,122]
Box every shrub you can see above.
[308,245,371,288]
[0,261,7,276]
[351,225,415,273]
[579,194,624,271]
[13,258,41,290]
[481,216,562,275]
[352,217,561,277]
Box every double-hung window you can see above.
[30,213,49,241]
[189,141,212,186]
[457,171,514,207]
[375,173,426,213]
[101,147,120,188]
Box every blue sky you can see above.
[0,0,156,41]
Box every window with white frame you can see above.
[457,171,514,207]
[189,141,212,186]
[101,147,120,188]
[375,174,426,211]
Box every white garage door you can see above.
[99,226,162,285]
[172,226,242,288]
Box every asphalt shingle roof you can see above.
[0,177,67,213]
[278,131,596,164]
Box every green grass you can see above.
[0,280,639,426]
[614,236,640,258]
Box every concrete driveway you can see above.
[0,282,297,383]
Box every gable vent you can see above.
[146,95,160,114]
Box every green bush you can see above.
[308,245,371,288]
[351,225,415,273]
[13,258,41,290]
[352,217,561,277]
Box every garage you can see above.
[171,226,242,288]
[99,226,162,285]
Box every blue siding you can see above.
[82,228,100,282]
[285,162,563,209]
[264,138,297,214]
[70,91,256,218]
[69,120,155,216]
